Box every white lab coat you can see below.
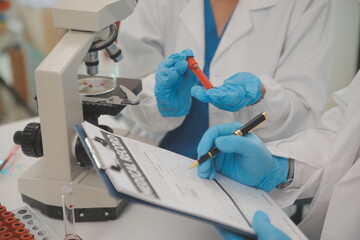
[267,71,360,240]
[118,0,335,143]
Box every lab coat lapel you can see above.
[212,0,277,65]
[298,77,360,239]
[179,0,205,57]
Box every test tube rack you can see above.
[0,204,59,240]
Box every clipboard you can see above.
[74,122,306,240]
[74,124,256,239]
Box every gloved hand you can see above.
[155,49,198,117]
[217,211,291,240]
[197,122,288,192]
[191,72,263,112]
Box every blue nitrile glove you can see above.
[217,211,291,240]
[191,72,263,112]
[155,49,198,117]
[197,122,288,192]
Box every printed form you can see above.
[81,122,306,239]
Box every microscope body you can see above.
[17,0,139,221]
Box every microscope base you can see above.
[18,158,127,222]
[20,194,127,222]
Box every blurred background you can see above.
[0,0,359,125]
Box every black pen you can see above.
[188,112,268,169]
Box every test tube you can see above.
[187,57,214,90]
[11,222,25,230]
[1,211,13,221]
[4,217,16,227]
[14,228,28,237]
[19,233,34,240]
[0,226,8,235]
[1,232,13,240]
[61,184,82,240]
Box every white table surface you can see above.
[0,117,222,240]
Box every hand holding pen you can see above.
[189,112,268,169]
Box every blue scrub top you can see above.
[159,0,231,159]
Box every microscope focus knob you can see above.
[13,122,43,158]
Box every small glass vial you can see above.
[61,184,82,240]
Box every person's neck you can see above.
[210,0,239,37]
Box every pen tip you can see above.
[188,161,199,169]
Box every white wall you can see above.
[327,0,360,108]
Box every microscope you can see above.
[13,0,141,221]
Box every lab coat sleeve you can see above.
[243,0,335,141]
[118,0,185,133]
[265,102,343,208]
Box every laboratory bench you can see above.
[0,117,222,240]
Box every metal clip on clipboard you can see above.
[85,137,121,171]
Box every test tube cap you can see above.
[1,231,14,240]
[14,228,28,236]
[11,222,25,229]
[19,233,34,240]
[0,206,6,214]
[0,226,8,234]
[4,217,16,227]
[1,211,14,220]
